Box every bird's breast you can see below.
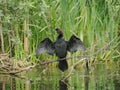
[54,39,67,58]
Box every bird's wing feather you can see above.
[67,35,86,52]
[36,38,55,55]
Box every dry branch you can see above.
[0,36,117,75]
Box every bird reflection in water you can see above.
[59,79,68,90]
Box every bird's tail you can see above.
[58,57,68,72]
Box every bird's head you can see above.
[55,28,63,35]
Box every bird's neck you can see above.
[57,33,63,39]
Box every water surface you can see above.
[0,61,120,90]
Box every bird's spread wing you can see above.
[67,35,86,53]
[36,38,55,55]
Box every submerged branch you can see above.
[62,36,117,80]
[63,58,87,81]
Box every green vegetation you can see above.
[0,1,120,89]
[0,0,120,64]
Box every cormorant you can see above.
[36,28,86,72]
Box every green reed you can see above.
[0,0,119,62]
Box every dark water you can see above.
[0,62,120,90]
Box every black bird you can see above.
[36,28,86,72]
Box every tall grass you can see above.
[0,0,119,62]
